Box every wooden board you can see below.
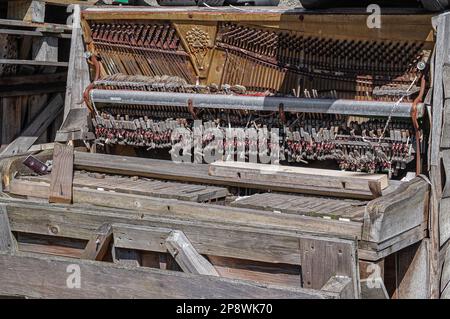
[165,230,219,276]
[8,178,363,240]
[231,193,366,222]
[0,252,335,299]
[209,161,389,193]
[2,196,360,266]
[20,171,229,202]
[48,143,74,204]
[362,177,429,243]
[73,152,394,199]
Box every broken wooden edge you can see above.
[363,177,430,243]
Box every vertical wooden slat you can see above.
[48,142,74,204]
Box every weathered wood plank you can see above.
[0,205,16,253]
[61,4,90,126]
[300,237,359,298]
[8,178,363,239]
[209,160,389,193]
[80,223,112,261]
[165,230,219,276]
[48,143,74,204]
[73,151,383,200]
[393,240,429,299]
[362,178,429,243]
[0,252,335,299]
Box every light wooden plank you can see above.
[165,230,219,277]
[0,252,335,299]
[48,143,74,204]
[209,160,389,193]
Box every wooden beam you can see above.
[8,179,363,240]
[0,94,63,158]
[165,230,219,276]
[362,178,429,243]
[62,4,90,121]
[209,160,389,193]
[0,205,16,253]
[80,223,112,261]
[0,59,68,67]
[73,151,388,200]
[48,143,74,204]
[0,252,336,299]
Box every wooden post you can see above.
[48,142,74,204]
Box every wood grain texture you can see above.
[0,205,16,253]
[209,160,389,192]
[80,223,112,261]
[0,252,336,299]
[49,143,74,204]
[165,230,219,276]
[393,240,429,299]
[362,178,429,243]
[8,179,363,240]
[300,237,359,298]
[73,151,384,200]
[441,243,450,294]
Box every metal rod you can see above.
[90,89,424,118]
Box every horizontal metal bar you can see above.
[90,89,423,118]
